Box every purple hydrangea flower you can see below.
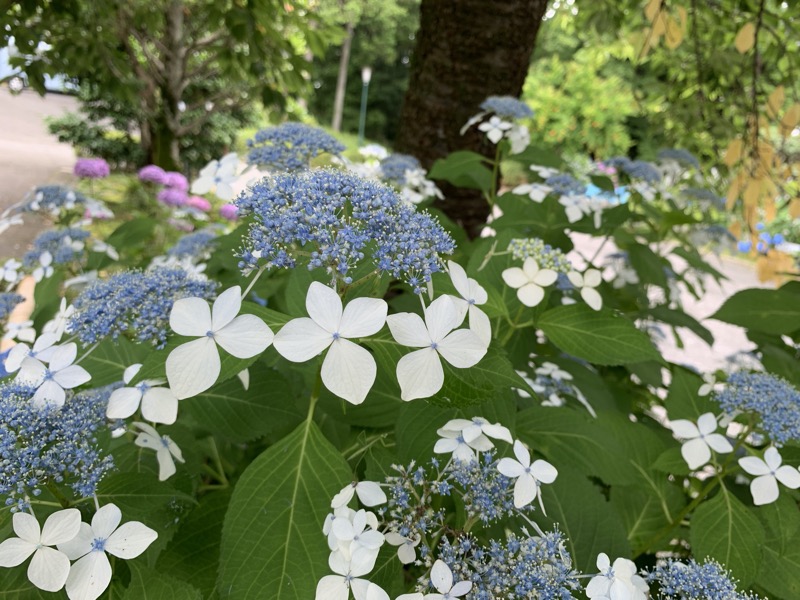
[219,203,238,220]
[73,158,110,179]
[186,196,211,212]
[157,187,188,207]
[162,171,189,191]
[138,165,167,184]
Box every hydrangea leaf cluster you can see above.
[68,267,217,348]
[235,169,455,291]
[246,123,346,171]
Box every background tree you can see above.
[1,0,333,170]
[394,0,550,236]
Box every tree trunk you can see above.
[396,0,550,237]
[331,21,355,132]
[151,118,181,171]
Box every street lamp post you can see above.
[358,66,372,147]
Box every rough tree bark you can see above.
[395,0,550,237]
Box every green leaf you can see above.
[158,491,231,597]
[538,305,660,366]
[626,244,669,290]
[590,174,615,192]
[0,568,59,598]
[756,497,800,598]
[610,481,686,554]
[95,473,196,523]
[428,150,493,192]
[651,447,691,475]
[665,366,717,420]
[79,337,150,387]
[218,420,351,599]
[539,467,630,573]
[186,368,303,442]
[690,485,765,586]
[647,306,714,346]
[123,564,202,600]
[106,217,158,248]
[712,289,800,335]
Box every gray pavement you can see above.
[0,89,77,257]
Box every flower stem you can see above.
[242,265,267,298]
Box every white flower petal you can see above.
[424,295,461,343]
[91,504,122,540]
[12,512,41,544]
[517,283,544,307]
[468,305,492,346]
[739,456,771,477]
[17,357,47,386]
[106,388,142,419]
[437,329,487,369]
[48,343,78,372]
[306,282,343,333]
[397,543,416,564]
[215,314,274,359]
[396,348,444,401]
[512,440,531,467]
[581,287,603,311]
[764,447,783,471]
[386,313,430,348]
[315,575,349,600]
[354,482,386,507]
[190,176,214,195]
[216,182,235,201]
[57,523,93,560]
[105,522,158,559]
[53,365,91,390]
[750,475,779,506]
[696,413,718,435]
[141,387,179,424]
[514,473,538,508]
[497,457,525,478]
[28,546,70,592]
[211,286,243,331]
[450,580,472,597]
[351,579,390,600]
[338,298,388,339]
[482,422,513,444]
[584,269,602,287]
[669,419,700,440]
[775,466,800,489]
[274,317,332,362]
[170,298,212,337]
[40,509,81,546]
[321,339,376,405]
[532,268,558,287]
[431,560,453,594]
[32,380,66,410]
[502,267,528,289]
[705,434,733,455]
[531,459,558,484]
[0,538,36,567]
[65,551,112,600]
[166,337,221,400]
[681,438,711,470]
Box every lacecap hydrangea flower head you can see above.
[235,169,455,292]
[246,122,346,171]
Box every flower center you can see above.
[332,332,341,341]
[206,330,215,338]
[91,538,106,552]
[430,342,438,350]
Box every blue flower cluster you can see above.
[0,383,115,511]
[715,372,800,446]
[737,223,785,254]
[449,451,533,523]
[605,157,662,184]
[681,188,725,209]
[657,148,700,169]
[480,96,534,120]
[438,531,579,599]
[167,229,218,260]
[23,228,90,267]
[246,123,346,171]
[19,185,86,213]
[68,267,217,348]
[507,238,572,274]
[0,293,24,321]
[648,559,762,600]
[379,153,421,186]
[544,174,585,196]
[235,170,455,292]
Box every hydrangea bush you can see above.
[0,112,798,600]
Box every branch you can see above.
[749,0,766,163]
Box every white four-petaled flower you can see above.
[17,342,92,409]
[446,261,491,345]
[477,116,512,144]
[4,332,59,373]
[315,547,388,600]
[107,363,180,424]
[501,258,558,307]
[274,282,388,405]
[132,421,185,481]
[0,509,81,592]
[738,447,800,506]
[385,532,420,565]
[426,559,472,600]
[567,269,603,311]
[585,553,649,600]
[331,481,387,509]
[58,503,157,600]
[190,154,239,201]
[387,296,487,401]
[1,258,21,283]
[166,285,274,399]
[669,412,733,470]
[497,440,558,512]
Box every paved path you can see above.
[0,89,77,257]
[570,233,771,373]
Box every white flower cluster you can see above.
[0,504,156,600]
